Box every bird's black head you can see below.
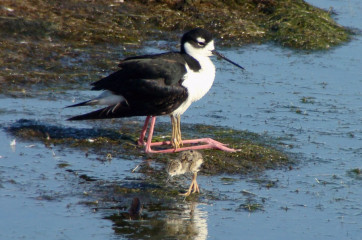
[180,28,214,55]
[181,28,244,70]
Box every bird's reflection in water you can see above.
[107,198,208,239]
[103,151,207,239]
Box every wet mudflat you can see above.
[1,0,362,240]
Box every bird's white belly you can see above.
[172,57,215,116]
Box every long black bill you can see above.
[212,50,245,70]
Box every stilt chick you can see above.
[167,150,204,196]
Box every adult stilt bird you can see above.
[67,28,244,153]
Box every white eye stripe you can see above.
[183,40,214,57]
[196,37,205,43]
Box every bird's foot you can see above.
[192,182,200,194]
[179,190,192,197]
[180,138,240,152]
[144,141,177,153]
[171,137,183,151]
[179,180,200,197]
[144,138,240,153]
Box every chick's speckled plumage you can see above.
[167,150,204,196]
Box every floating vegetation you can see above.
[237,198,265,212]
[57,162,71,168]
[249,177,279,189]
[347,168,362,180]
[300,96,315,104]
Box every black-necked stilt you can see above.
[167,150,204,196]
[67,28,244,153]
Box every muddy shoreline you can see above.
[0,0,352,93]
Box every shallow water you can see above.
[1,0,362,239]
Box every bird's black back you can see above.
[69,52,199,120]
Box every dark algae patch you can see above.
[7,119,290,175]
[0,0,351,94]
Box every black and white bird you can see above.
[67,28,244,153]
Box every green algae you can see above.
[238,202,264,212]
[57,162,71,168]
[220,177,238,183]
[265,0,350,49]
[0,0,350,48]
[237,191,266,212]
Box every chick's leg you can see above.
[180,172,200,197]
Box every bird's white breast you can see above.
[172,56,216,116]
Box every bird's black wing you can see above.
[68,53,189,120]
[92,52,188,90]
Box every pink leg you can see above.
[146,139,238,153]
[146,137,238,154]
[143,116,240,154]
[144,116,169,153]
[137,116,151,146]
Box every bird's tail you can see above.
[67,90,131,120]
[67,103,132,120]
[66,100,93,108]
